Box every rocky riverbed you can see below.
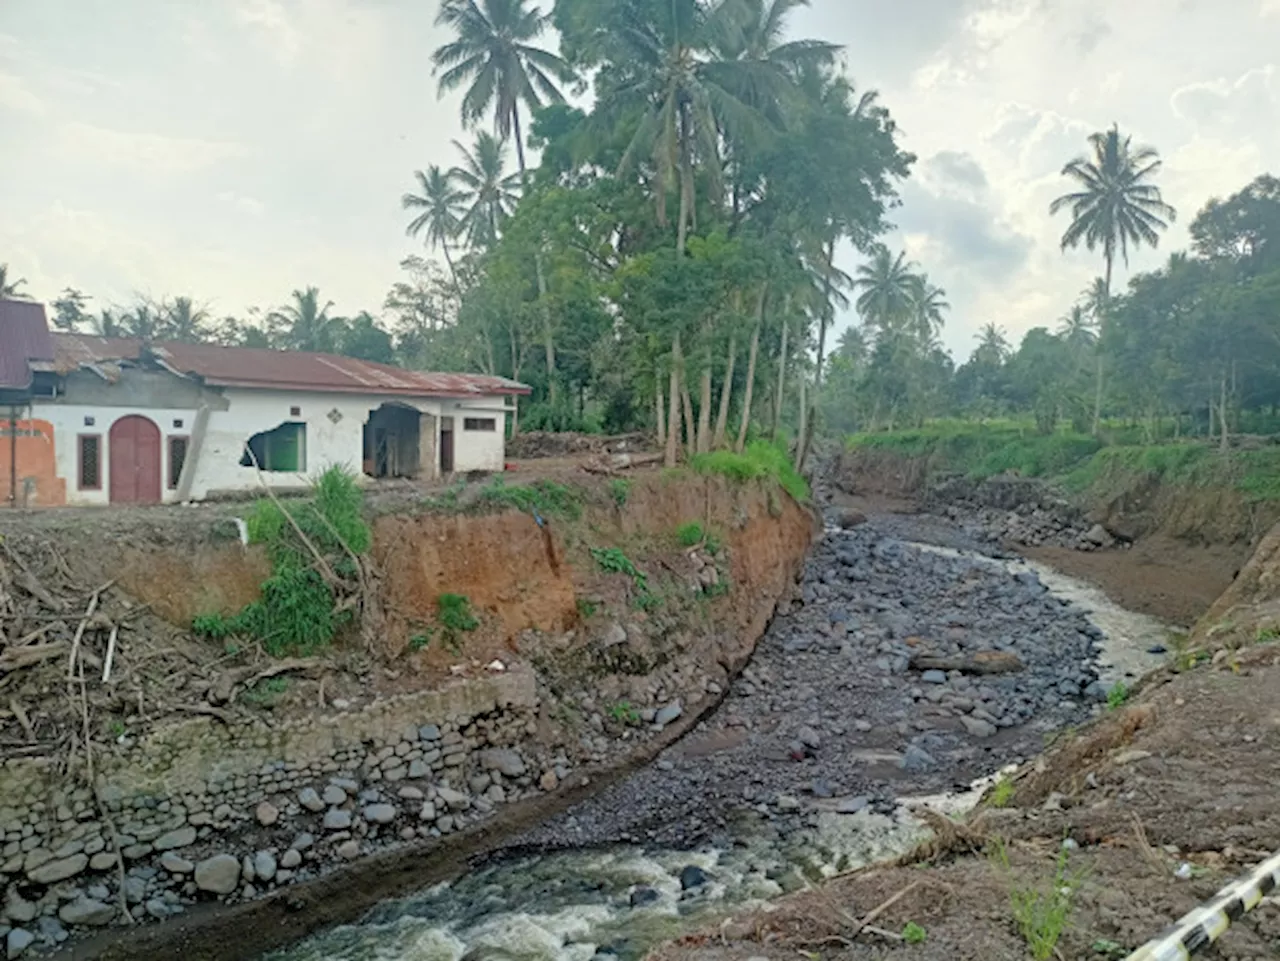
[269,495,1153,961]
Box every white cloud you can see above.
[1263,0,1280,17]
[0,70,44,115]
[218,191,266,217]
[233,0,303,65]
[57,122,250,175]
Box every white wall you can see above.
[34,388,515,505]
[35,401,198,506]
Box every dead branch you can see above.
[101,625,120,683]
[66,584,110,681]
[0,642,68,672]
[9,699,35,742]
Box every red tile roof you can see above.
[50,333,530,398]
[0,300,55,392]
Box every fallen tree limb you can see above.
[0,642,68,672]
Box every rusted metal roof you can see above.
[50,333,529,397]
[0,300,56,391]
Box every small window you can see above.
[290,406,301,417]
[168,436,189,489]
[240,422,306,472]
[78,435,101,490]
[173,418,184,429]
[463,417,496,432]
[83,415,95,427]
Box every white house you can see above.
[0,304,529,507]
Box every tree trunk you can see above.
[655,383,666,449]
[772,295,790,441]
[696,318,713,453]
[511,106,528,177]
[665,336,682,468]
[714,332,736,449]
[681,381,696,459]
[536,252,557,408]
[796,374,807,460]
[1091,352,1104,436]
[798,237,837,472]
[735,287,765,453]
[676,104,693,257]
[441,239,461,299]
[1220,371,1230,452]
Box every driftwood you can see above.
[909,650,1025,675]
[0,642,69,673]
[581,452,664,475]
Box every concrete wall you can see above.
[29,377,515,505]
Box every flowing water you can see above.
[266,541,1169,961]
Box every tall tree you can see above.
[907,273,949,342]
[50,288,91,331]
[403,166,466,291]
[160,296,211,343]
[270,287,342,353]
[432,0,577,175]
[451,132,523,249]
[853,245,918,330]
[1050,124,1177,298]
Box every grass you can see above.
[477,477,583,520]
[690,440,809,502]
[676,520,705,547]
[1106,682,1130,710]
[902,922,928,945]
[988,776,1015,808]
[436,593,479,652]
[992,839,1084,961]
[848,423,1102,481]
[192,465,370,656]
[609,478,631,507]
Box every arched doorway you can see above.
[109,415,162,504]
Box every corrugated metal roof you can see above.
[0,300,55,391]
[50,333,530,397]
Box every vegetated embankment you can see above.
[0,467,813,961]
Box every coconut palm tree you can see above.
[1050,124,1177,298]
[432,0,577,175]
[1057,304,1097,349]
[403,165,466,292]
[0,263,28,299]
[450,132,523,249]
[91,310,124,338]
[717,0,840,121]
[122,302,163,340]
[269,287,341,354]
[908,274,949,342]
[853,245,918,330]
[160,296,211,343]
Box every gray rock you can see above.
[144,899,170,920]
[362,804,397,825]
[27,854,88,885]
[255,801,279,826]
[418,724,441,742]
[836,796,870,814]
[336,841,361,861]
[88,853,116,871]
[254,851,277,882]
[153,827,197,851]
[418,802,437,822]
[601,622,628,647]
[297,788,325,813]
[796,726,821,750]
[122,876,147,904]
[322,786,348,807]
[6,928,34,959]
[679,865,709,890]
[436,787,470,811]
[408,760,430,779]
[654,702,683,726]
[775,795,800,812]
[961,716,997,739]
[194,854,241,895]
[921,670,948,685]
[479,749,526,778]
[323,809,352,831]
[899,745,937,773]
[159,852,194,874]
[58,898,115,927]
[292,832,315,851]
[3,892,35,924]
[35,917,66,944]
[280,849,302,869]
[629,886,660,907]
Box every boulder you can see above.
[194,854,241,895]
[836,508,868,530]
[27,854,88,885]
[479,749,526,778]
[6,928,34,959]
[654,702,683,727]
[362,804,397,825]
[297,788,325,813]
[255,801,279,826]
[58,898,115,927]
[153,827,197,851]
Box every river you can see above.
[265,526,1170,961]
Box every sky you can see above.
[0,0,1277,362]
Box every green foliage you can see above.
[902,922,928,945]
[436,593,479,653]
[192,466,369,656]
[690,441,809,502]
[241,677,290,708]
[1106,682,1130,710]
[676,521,705,547]
[607,701,641,726]
[591,546,644,582]
[409,630,434,652]
[477,477,583,520]
[576,598,599,618]
[988,776,1015,808]
[993,840,1084,961]
[1091,939,1127,959]
[609,478,631,507]
[849,424,1102,480]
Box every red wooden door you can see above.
[109,416,162,504]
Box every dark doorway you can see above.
[109,415,162,504]
[439,416,454,474]
[363,404,421,479]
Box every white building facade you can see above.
[22,334,528,507]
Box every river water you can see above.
[266,536,1170,961]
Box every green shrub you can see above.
[477,477,582,519]
[676,521,705,547]
[690,440,809,501]
[609,478,631,507]
[902,922,928,945]
[436,593,479,652]
[192,465,370,656]
[1106,682,1129,710]
[989,776,1015,808]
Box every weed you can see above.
[989,776,1015,808]
[107,719,126,738]
[609,478,631,507]
[993,839,1084,961]
[421,479,466,511]
[436,593,479,653]
[241,676,290,707]
[409,629,434,652]
[192,466,370,656]
[576,598,599,619]
[676,521,705,547]
[1168,630,1210,672]
[902,922,928,945]
[1106,682,1129,710]
[591,547,646,586]
[478,477,582,520]
[690,440,809,502]
[1256,624,1280,644]
[608,701,641,726]
[1091,939,1127,959]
